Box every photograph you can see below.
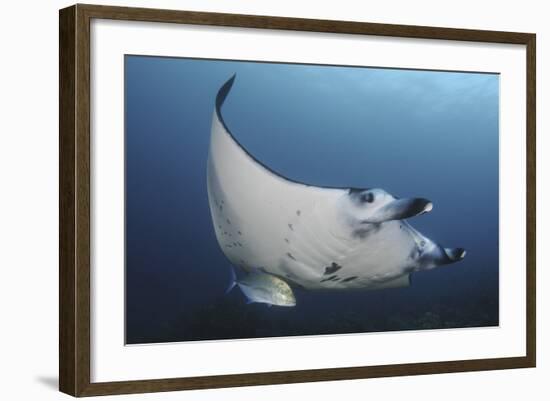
[124,56,500,344]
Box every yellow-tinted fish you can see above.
[227,268,296,307]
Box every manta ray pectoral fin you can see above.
[216,73,236,111]
[364,198,433,223]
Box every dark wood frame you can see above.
[59,3,536,397]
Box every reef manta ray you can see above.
[207,75,466,292]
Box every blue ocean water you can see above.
[125,55,499,344]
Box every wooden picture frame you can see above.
[59,3,536,397]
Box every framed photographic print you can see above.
[59,4,536,397]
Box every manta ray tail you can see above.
[225,265,237,294]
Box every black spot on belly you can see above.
[233,242,237,246]
[226,219,231,225]
[324,262,342,275]
[237,231,242,235]
[219,205,223,211]
[288,223,294,231]
[286,252,297,261]
[296,210,301,216]
[237,242,242,247]
[284,238,290,244]
[320,275,337,283]
[226,244,232,248]
[341,276,358,283]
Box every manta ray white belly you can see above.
[207,75,465,291]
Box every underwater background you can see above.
[125,55,499,344]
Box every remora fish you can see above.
[207,75,466,294]
[226,268,296,307]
